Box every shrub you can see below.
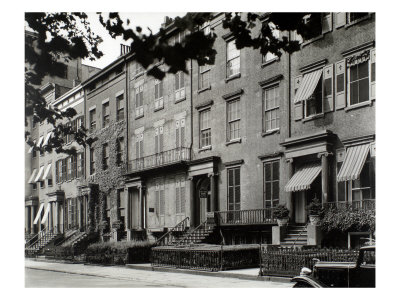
[320,207,375,233]
[273,205,289,219]
[307,198,324,216]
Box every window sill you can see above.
[262,129,280,137]
[175,97,186,104]
[225,73,241,83]
[345,100,373,112]
[198,86,211,94]
[198,146,212,153]
[135,114,144,120]
[301,34,325,48]
[154,106,164,112]
[261,57,279,68]
[225,138,242,146]
[345,15,372,29]
[302,113,324,123]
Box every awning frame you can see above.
[293,69,323,104]
[337,143,371,182]
[285,163,322,192]
[33,203,44,225]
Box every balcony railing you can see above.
[214,208,277,226]
[128,147,191,173]
[323,200,375,211]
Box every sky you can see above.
[83,12,186,69]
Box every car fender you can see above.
[291,275,327,288]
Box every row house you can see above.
[25,13,375,249]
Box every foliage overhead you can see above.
[25,12,322,153]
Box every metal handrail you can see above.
[214,208,276,225]
[292,223,308,248]
[155,217,190,246]
[176,219,210,246]
[25,226,48,248]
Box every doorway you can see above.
[195,176,211,226]
[294,175,322,224]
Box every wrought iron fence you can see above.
[128,147,191,173]
[323,200,375,211]
[151,246,259,271]
[215,208,276,225]
[260,246,359,277]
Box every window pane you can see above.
[265,164,271,181]
[359,78,369,102]
[272,181,279,200]
[371,63,375,82]
[234,168,240,186]
[265,182,271,200]
[273,162,279,180]
[350,65,358,82]
[350,82,359,105]
[358,62,369,79]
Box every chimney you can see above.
[120,44,131,56]
[73,78,81,87]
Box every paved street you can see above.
[25,259,293,288]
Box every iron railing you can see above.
[323,200,375,210]
[260,246,359,277]
[155,217,190,246]
[128,147,191,173]
[214,208,276,226]
[175,219,212,246]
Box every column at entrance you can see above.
[286,158,294,221]
[208,173,217,212]
[31,206,36,234]
[318,152,332,204]
[188,177,195,227]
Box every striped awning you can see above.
[28,169,37,184]
[337,144,370,182]
[34,166,44,182]
[33,203,44,225]
[42,132,52,147]
[285,163,322,192]
[28,140,36,153]
[42,163,52,180]
[293,69,322,104]
[36,136,44,147]
[41,203,51,225]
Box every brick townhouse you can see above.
[25,13,375,250]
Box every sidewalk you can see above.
[25,258,293,287]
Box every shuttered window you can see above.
[135,84,144,117]
[227,99,240,141]
[175,72,185,101]
[175,119,185,148]
[175,176,186,214]
[264,161,280,208]
[227,167,240,211]
[154,79,164,109]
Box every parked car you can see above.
[291,245,375,288]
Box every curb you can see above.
[126,264,291,283]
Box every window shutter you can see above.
[180,183,185,214]
[56,160,59,184]
[175,120,180,148]
[335,13,346,28]
[335,59,346,110]
[160,188,165,216]
[154,81,158,100]
[175,181,180,214]
[180,119,185,147]
[371,49,376,100]
[140,138,143,158]
[155,187,159,215]
[323,64,334,112]
[175,73,179,90]
[322,13,332,33]
[294,103,303,121]
[159,127,164,152]
[180,72,184,89]
[155,128,159,153]
[136,139,140,159]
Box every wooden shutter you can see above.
[175,73,179,90]
[180,180,185,214]
[175,180,180,214]
[323,64,334,112]
[335,59,346,110]
[139,136,143,158]
[136,137,140,159]
[371,49,376,100]
[155,184,159,215]
[155,128,159,153]
[293,75,303,121]
[160,187,165,216]
[335,13,346,28]
[159,126,164,152]
[175,120,180,148]
[322,13,332,33]
[180,119,185,147]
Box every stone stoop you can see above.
[280,225,308,247]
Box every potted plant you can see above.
[308,198,323,225]
[273,205,290,226]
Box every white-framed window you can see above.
[263,85,280,131]
[227,99,241,141]
[77,152,84,177]
[227,167,241,211]
[264,160,279,208]
[102,143,109,170]
[200,109,211,148]
[347,50,374,106]
[116,93,124,121]
[89,108,96,132]
[175,176,186,215]
[226,40,240,77]
[199,65,211,90]
[102,101,110,128]
[116,137,124,166]
[174,71,185,101]
[135,84,144,117]
[350,154,375,205]
[262,26,279,63]
[154,79,164,110]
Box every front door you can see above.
[295,191,307,224]
[128,188,141,229]
[195,177,210,226]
